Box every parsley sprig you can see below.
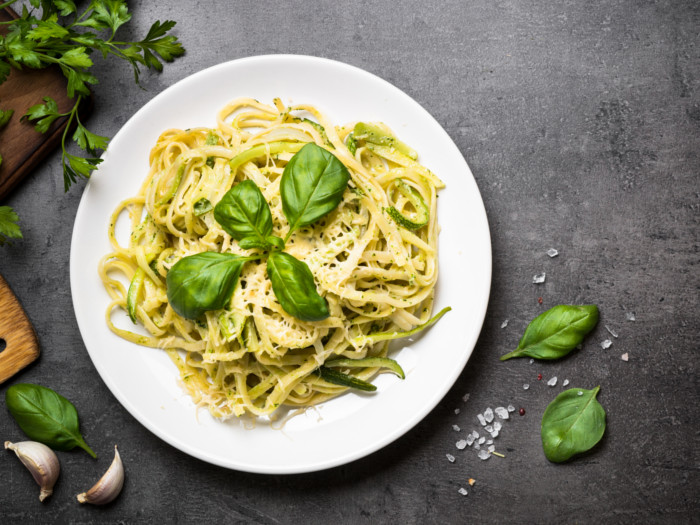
[0,0,185,245]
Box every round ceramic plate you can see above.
[70,55,491,474]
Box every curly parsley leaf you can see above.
[0,206,23,246]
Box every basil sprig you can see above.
[166,252,250,319]
[214,180,284,250]
[280,142,350,241]
[5,384,96,458]
[500,305,599,361]
[267,251,330,322]
[165,142,349,322]
[541,387,607,462]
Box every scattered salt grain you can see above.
[474,443,480,450]
[452,424,461,432]
[465,434,476,446]
[484,425,494,434]
[478,437,486,445]
[446,453,456,463]
[621,353,629,362]
[601,339,612,349]
[605,325,619,338]
[547,376,558,387]
[493,421,502,432]
[486,439,493,445]
[477,414,487,426]
[547,248,559,258]
[533,272,546,284]
[523,383,530,390]
[488,445,495,453]
[501,319,509,329]
[529,358,534,364]
[456,440,468,450]
[462,393,471,403]
[478,449,491,461]
[507,405,515,412]
[626,311,636,321]
[458,487,468,496]
[577,391,583,396]
[483,408,494,423]
[563,379,570,387]
[494,407,509,420]
[454,408,461,415]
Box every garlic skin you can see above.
[5,440,60,502]
[76,445,124,505]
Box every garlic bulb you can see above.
[5,440,60,501]
[76,445,124,505]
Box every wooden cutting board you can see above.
[0,6,92,200]
[0,274,40,383]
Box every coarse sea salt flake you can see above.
[507,405,515,412]
[533,272,546,284]
[474,443,480,450]
[529,358,534,364]
[501,319,509,328]
[486,439,493,445]
[465,434,476,446]
[484,425,494,433]
[452,424,461,432]
[446,453,456,463]
[563,379,570,386]
[547,376,558,387]
[601,339,612,349]
[488,445,495,453]
[523,383,530,390]
[621,353,629,361]
[493,421,502,432]
[626,311,636,322]
[478,449,490,460]
[454,408,461,415]
[577,391,583,396]
[477,414,487,426]
[478,437,486,445]
[605,325,619,338]
[456,440,468,450]
[484,408,494,423]
[547,248,559,258]
[462,393,471,403]
[458,487,468,496]
[494,407,509,419]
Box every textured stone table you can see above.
[1,1,698,523]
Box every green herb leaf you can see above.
[59,47,93,68]
[26,20,69,41]
[214,180,274,245]
[166,252,249,319]
[0,206,23,246]
[193,197,213,216]
[280,142,350,238]
[72,123,109,152]
[267,251,329,322]
[346,132,357,155]
[24,96,61,134]
[0,60,11,83]
[0,108,14,128]
[500,305,599,361]
[316,367,377,391]
[541,386,606,462]
[87,0,132,34]
[205,131,218,145]
[5,383,97,458]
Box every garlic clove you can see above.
[5,440,60,502]
[76,445,124,505]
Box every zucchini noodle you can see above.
[99,97,445,419]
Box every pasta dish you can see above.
[99,97,447,419]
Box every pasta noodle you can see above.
[99,97,444,419]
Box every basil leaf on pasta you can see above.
[214,180,274,244]
[267,251,329,322]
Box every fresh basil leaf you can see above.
[166,252,249,319]
[5,383,96,458]
[500,305,599,361]
[193,197,212,216]
[214,180,273,245]
[267,251,329,322]
[280,142,350,238]
[316,367,377,392]
[541,387,606,463]
[238,237,271,250]
[265,235,285,250]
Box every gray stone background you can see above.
[1,0,698,523]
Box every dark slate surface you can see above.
[1,1,698,523]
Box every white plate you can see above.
[70,55,491,474]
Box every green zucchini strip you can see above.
[354,122,418,160]
[126,268,146,323]
[316,367,377,392]
[386,179,429,230]
[324,357,405,380]
[157,165,185,205]
[229,141,306,173]
[357,306,452,345]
